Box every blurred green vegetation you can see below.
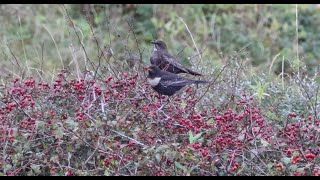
[1,4,320,78]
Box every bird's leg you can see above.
[158,93,163,105]
[157,93,164,111]
[157,94,169,111]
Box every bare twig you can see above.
[295,4,300,77]
[178,16,202,62]
[40,42,45,77]
[62,5,97,73]
[195,42,255,105]
[43,24,64,70]
[110,129,146,147]
[268,53,280,76]
[6,44,22,72]
[126,19,144,68]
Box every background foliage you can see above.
[1,4,320,76]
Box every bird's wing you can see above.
[162,53,188,71]
[160,75,193,87]
[162,53,203,76]
[150,55,156,65]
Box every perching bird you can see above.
[150,40,203,76]
[145,65,208,96]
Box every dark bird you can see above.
[150,40,203,76]
[145,65,208,96]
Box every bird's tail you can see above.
[185,68,203,76]
[194,80,209,84]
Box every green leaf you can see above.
[192,132,203,143]
[256,81,264,99]
[175,161,187,172]
[222,154,228,160]
[54,127,64,139]
[188,131,202,144]
[290,165,298,171]
[67,144,73,152]
[297,167,305,172]
[188,130,193,144]
[85,120,91,127]
[5,164,12,171]
[66,118,79,130]
[155,153,161,163]
[35,120,44,129]
[58,171,64,176]
[267,162,274,170]
[31,164,41,174]
[305,163,312,169]
[104,169,110,176]
[23,142,30,150]
[265,111,278,121]
[250,80,269,100]
[95,119,104,128]
[180,101,187,108]
[110,159,117,165]
[207,118,214,124]
[164,21,173,31]
[282,157,291,165]
[155,144,169,153]
[187,165,197,175]
[260,139,270,147]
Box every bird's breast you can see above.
[147,77,161,87]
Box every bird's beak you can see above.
[151,40,156,44]
[143,66,152,71]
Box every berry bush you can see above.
[0,59,319,176]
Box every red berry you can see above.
[305,153,315,159]
[289,112,297,117]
